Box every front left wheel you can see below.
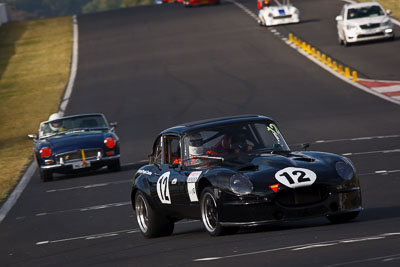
[135,191,174,238]
[40,169,53,182]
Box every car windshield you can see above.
[39,115,108,138]
[182,121,290,164]
[347,5,384,20]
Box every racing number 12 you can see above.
[279,170,311,184]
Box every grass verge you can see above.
[0,17,72,201]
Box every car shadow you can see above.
[344,36,397,47]
[174,205,400,237]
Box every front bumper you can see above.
[345,26,394,43]
[218,186,362,227]
[40,155,120,173]
[268,16,300,26]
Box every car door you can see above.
[152,134,190,216]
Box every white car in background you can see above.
[336,1,394,46]
[258,0,300,27]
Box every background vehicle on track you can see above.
[28,113,121,182]
[336,1,394,46]
[183,0,220,8]
[131,115,362,238]
[257,0,300,26]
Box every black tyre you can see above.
[135,191,174,238]
[327,211,360,224]
[200,187,229,236]
[338,34,343,45]
[108,158,121,172]
[343,34,350,47]
[40,169,53,182]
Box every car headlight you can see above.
[346,24,357,30]
[335,161,354,180]
[230,174,253,195]
[381,20,392,27]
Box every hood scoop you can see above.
[292,156,315,163]
[236,164,259,172]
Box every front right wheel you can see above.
[200,187,229,236]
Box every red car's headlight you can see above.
[104,137,116,149]
[40,147,52,158]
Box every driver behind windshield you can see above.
[183,133,205,166]
[45,113,66,134]
[213,128,254,155]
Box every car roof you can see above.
[40,113,106,124]
[160,115,275,135]
[345,1,382,9]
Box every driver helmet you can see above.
[48,113,62,131]
[188,133,204,156]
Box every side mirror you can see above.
[110,122,118,128]
[28,134,37,140]
[148,153,154,164]
[169,163,180,169]
[386,9,392,15]
[335,15,343,21]
[301,143,310,151]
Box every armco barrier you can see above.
[289,33,358,82]
[0,3,8,27]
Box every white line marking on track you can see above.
[26,201,131,218]
[0,163,36,223]
[292,243,337,251]
[36,228,140,245]
[59,15,79,116]
[227,0,258,21]
[358,169,400,176]
[0,15,79,224]
[36,220,199,245]
[341,148,400,156]
[46,179,131,193]
[193,232,400,262]
[296,134,400,146]
[323,253,400,267]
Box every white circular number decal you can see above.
[275,167,317,188]
[157,172,171,204]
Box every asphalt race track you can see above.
[1,0,400,266]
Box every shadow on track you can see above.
[358,206,400,221]
[48,161,146,182]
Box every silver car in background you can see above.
[336,1,394,46]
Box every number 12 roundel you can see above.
[157,172,171,204]
[275,167,317,188]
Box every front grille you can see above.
[274,15,292,19]
[360,23,380,29]
[358,32,385,38]
[56,148,102,163]
[276,185,329,207]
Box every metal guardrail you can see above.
[0,3,9,27]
